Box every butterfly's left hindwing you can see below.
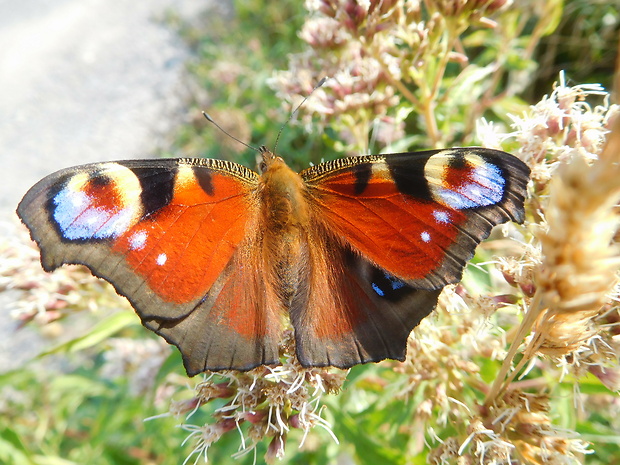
[290,225,442,368]
[17,158,283,374]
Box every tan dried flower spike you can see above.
[484,75,620,458]
[527,115,620,358]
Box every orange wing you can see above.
[291,148,529,367]
[17,158,282,374]
[301,148,529,289]
[290,223,442,368]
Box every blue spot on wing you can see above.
[52,188,132,241]
[372,271,408,299]
[438,163,506,209]
[372,282,385,296]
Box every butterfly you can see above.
[17,146,529,376]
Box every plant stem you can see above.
[484,289,545,407]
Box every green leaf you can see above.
[539,0,564,36]
[33,456,80,465]
[336,413,407,465]
[38,311,138,357]
[0,428,34,465]
[561,372,617,395]
[443,64,496,108]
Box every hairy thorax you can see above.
[259,152,311,302]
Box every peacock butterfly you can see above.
[17,146,529,376]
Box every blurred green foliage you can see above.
[163,0,331,172]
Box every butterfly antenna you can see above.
[273,76,329,152]
[202,111,260,152]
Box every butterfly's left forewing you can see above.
[293,148,529,367]
[18,158,282,374]
[302,148,529,288]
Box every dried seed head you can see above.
[531,126,620,360]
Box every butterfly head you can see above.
[258,146,286,174]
